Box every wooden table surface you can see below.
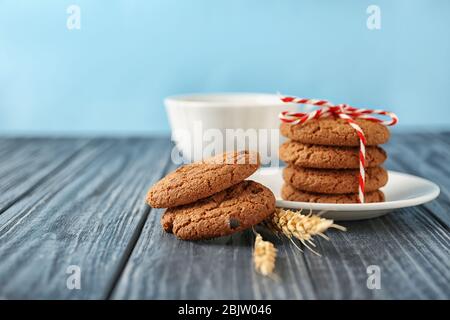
[0,132,449,300]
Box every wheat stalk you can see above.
[253,230,277,277]
[265,208,346,256]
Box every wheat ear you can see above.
[253,229,277,277]
[266,208,346,256]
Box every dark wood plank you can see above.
[302,207,449,299]
[0,138,90,213]
[111,214,316,299]
[0,138,171,299]
[111,206,449,299]
[0,138,24,158]
[113,133,449,300]
[1,133,448,299]
[384,133,450,227]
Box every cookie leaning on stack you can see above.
[279,118,390,203]
[146,150,276,240]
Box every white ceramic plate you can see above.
[250,168,440,221]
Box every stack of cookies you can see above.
[146,150,276,240]
[279,118,389,203]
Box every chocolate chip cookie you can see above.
[281,183,385,203]
[279,140,387,169]
[282,165,388,194]
[280,118,390,146]
[161,180,275,240]
[147,150,260,208]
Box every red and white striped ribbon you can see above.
[279,96,398,203]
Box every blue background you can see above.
[1,0,449,134]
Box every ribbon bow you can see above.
[279,96,398,203]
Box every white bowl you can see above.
[165,93,295,163]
